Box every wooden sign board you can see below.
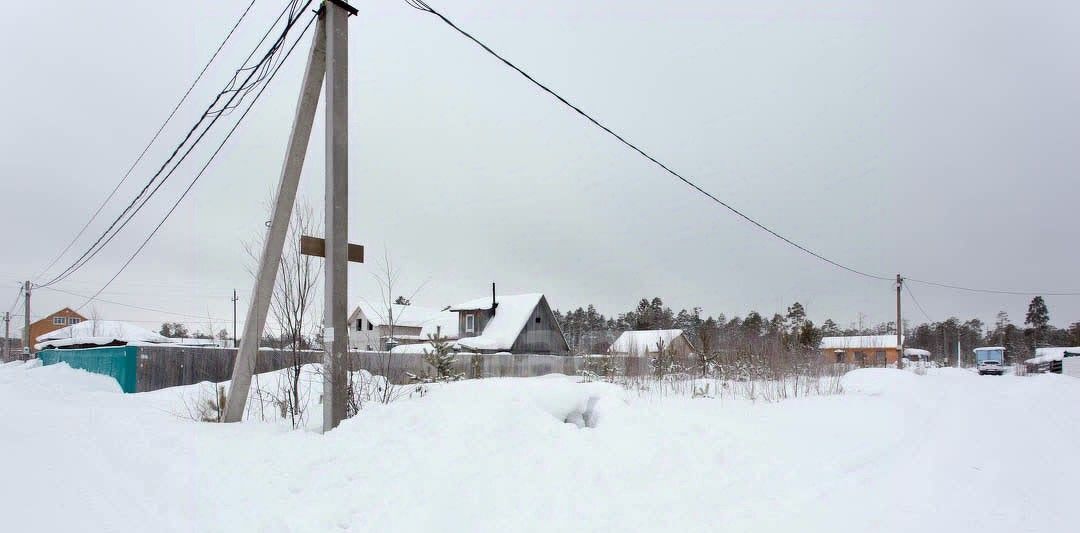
[300,235,364,263]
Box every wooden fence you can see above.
[134,345,664,392]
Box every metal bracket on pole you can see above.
[223,14,328,423]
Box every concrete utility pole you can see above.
[224,0,359,433]
[895,274,903,370]
[22,281,31,357]
[231,289,239,348]
[322,0,351,431]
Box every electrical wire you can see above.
[905,277,1080,297]
[904,283,933,323]
[38,286,228,322]
[406,1,1080,296]
[33,0,259,282]
[6,284,23,315]
[405,0,892,282]
[37,0,311,289]
[74,10,320,312]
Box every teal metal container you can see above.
[37,346,139,393]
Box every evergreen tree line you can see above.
[555,296,1080,363]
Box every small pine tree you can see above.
[410,333,463,383]
[650,340,681,378]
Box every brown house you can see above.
[28,308,87,351]
[820,335,904,366]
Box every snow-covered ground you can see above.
[2,361,1078,532]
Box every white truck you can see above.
[974,346,1005,375]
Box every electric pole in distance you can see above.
[22,281,31,358]
[3,311,10,361]
[895,274,903,370]
[232,289,239,348]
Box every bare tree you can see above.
[243,200,322,428]
[364,248,429,405]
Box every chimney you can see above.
[491,282,498,313]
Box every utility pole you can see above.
[3,311,10,361]
[224,0,359,433]
[231,289,239,348]
[895,274,903,370]
[22,280,31,358]
[322,0,351,431]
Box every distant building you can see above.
[27,307,87,351]
[820,335,904,366]
[1025,346,1080,374]
[609,329,694,357]
[450,292,569,355]
[903,348,931,362]
[347,301,457,351]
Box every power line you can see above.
[407,1,1080,297]
[37,286,228,322]
[33,0,258,282]
[74,10,319,311]
[6,284,23,315]
[904,283,933,323]
[906,277,1080,297]
[405,0,892,282]
[36,0,307,289]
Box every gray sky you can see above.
[2,0,1078,336]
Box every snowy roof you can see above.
[35,320,170,350]
[351,301,453,331]
[820,335,904,350]
[904,348,931,357]
[973,346,1005,352]
[1025,347,1080,365]
[453,293,544,351]
[420,311,459,339]
[389,342,461,355]
[610,330,687,354]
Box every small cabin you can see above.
[820,335,903,366]
[450,291,569,355]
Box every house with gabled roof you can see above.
[450,289,569,355]
[348,301,458,351]
[609,329,694,357]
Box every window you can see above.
[356,319,363,332]
[69,318,81,325]
[875,351,886,366]
[465,314,475,333]
[835,352,844,364]
[367,322,373,331]
[53,317,66,326]
[535,315,541,324]
[855,352,866,366]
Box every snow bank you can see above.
[840,368,920,396]
[34,319,169,350]
[4,362,1080,532]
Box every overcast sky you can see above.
[2,0,1078,337]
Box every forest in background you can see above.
[554,296,1080,365]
